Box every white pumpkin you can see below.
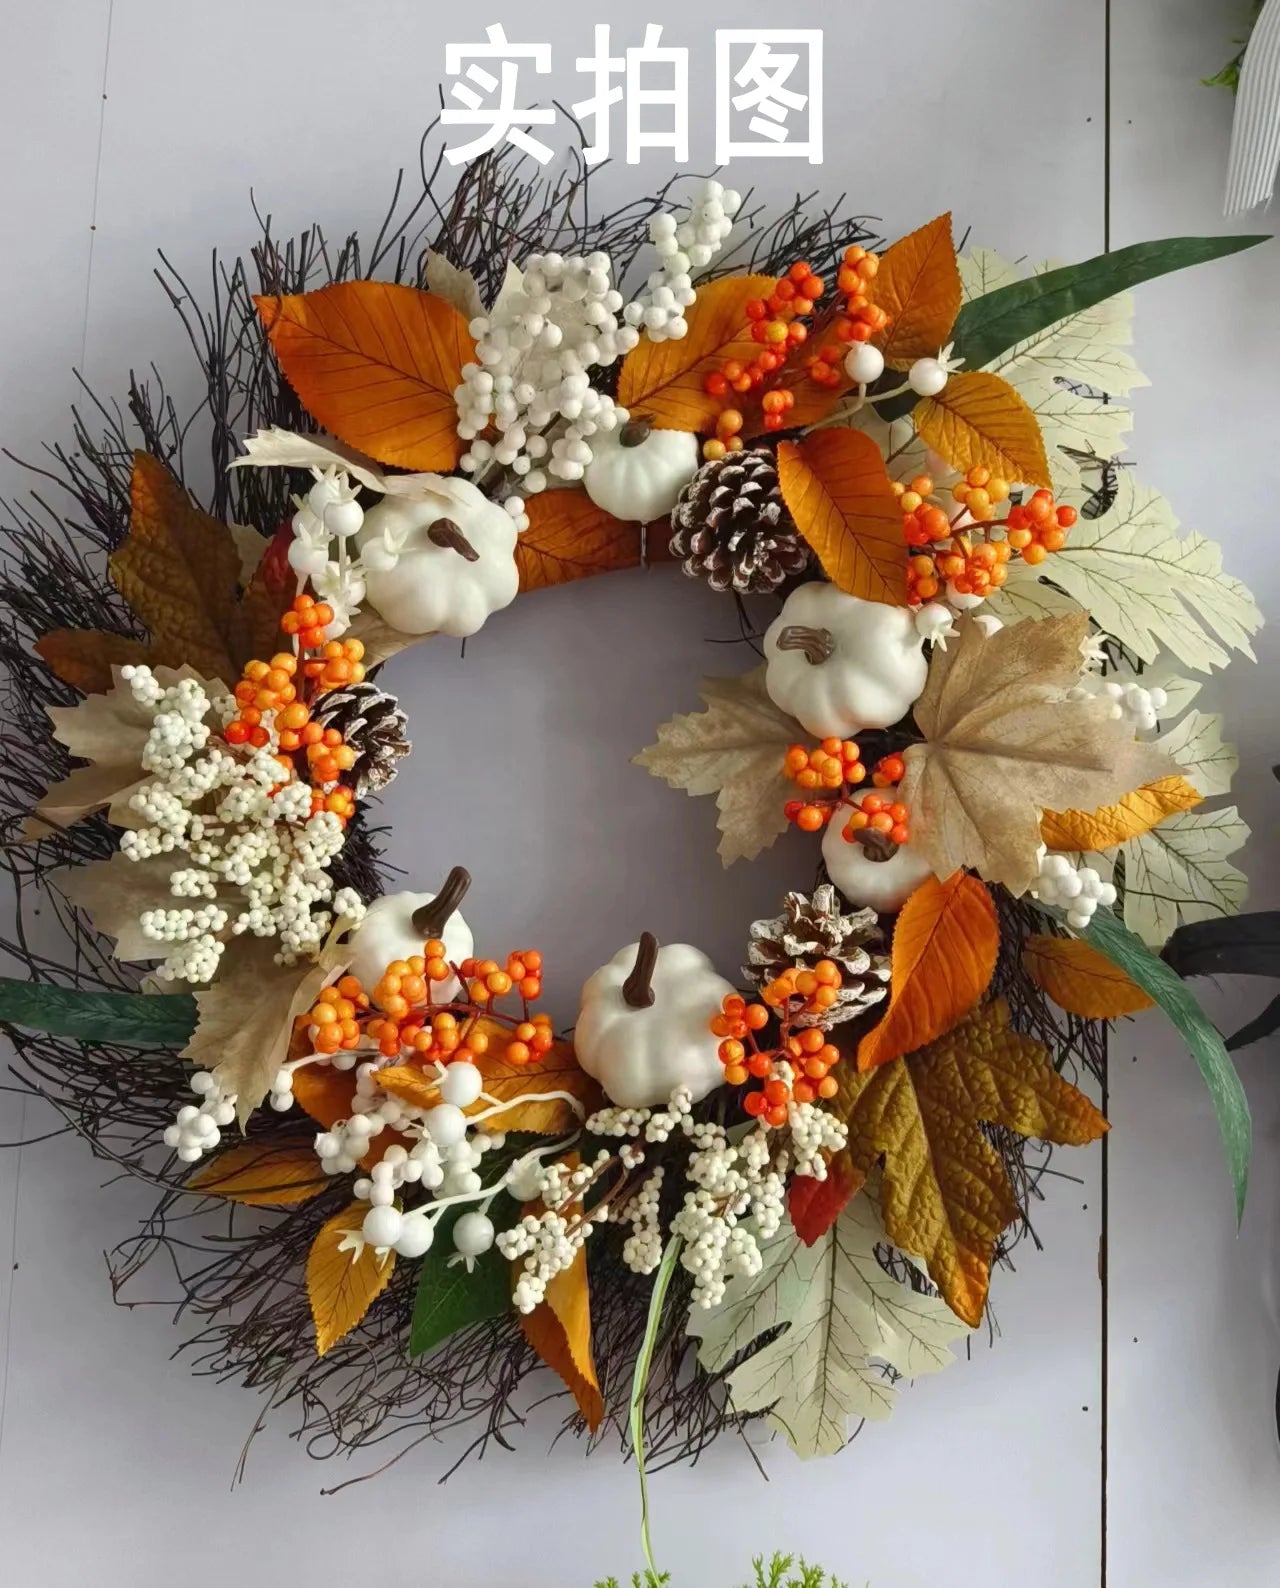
[574,935,734,1109]
[357,480,518,637]
[822,790,935,914]
[346,868,474,1000]
[764,583,928,738]
[583,416,700,524]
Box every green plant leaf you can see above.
[951,235,1270,372]
[0,977,196,1046]
[630,1237,682,1581]
[1081,906,1251,1221]
[409,1194,516,1358]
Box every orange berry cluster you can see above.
[304,941,553,1069]
[842,790,910,847]
[1005,489,1077,565]
[894,474,952,548]
[950,465,1013,523]
[306,975,371,1054]
[782,738,867,832]
[934,537,1014,599]
[280,591,336,650]
[806,245,888,387]
[870,752,906,787]
[711,988,841,1124]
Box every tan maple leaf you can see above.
[633,668,803,865]
[898,612,1172,893]
[837,999,1108,1326]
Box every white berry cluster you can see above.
[285,469,375,636]
[115,667,362,982]
[615,1165,665,1276]
[1032,849,1118,931]
[164,1069,237,1163]
[1071,674,1169,733]
[624,179,741,341]
[497,1150,615,1314]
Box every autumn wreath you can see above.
[0,142,1267,1506]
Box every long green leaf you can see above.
[629,1237,682,1581]
[409,1193,517,1358]
[1082,907,1251,1220]
[952,234,1269,372]
[0,977,196,1046]
[872,232,1269,423]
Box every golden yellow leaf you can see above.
[375,1065,442,1110]
[187,1141,328,1205]
[870,213,962,369]
[839,1000,1108,1326]
[521,1248,604,1430]
[256,282,473,471]
[1040,775,1203,852]
[35,630,150,695]
[899,613,1173,893]
[517,490,672,592]
[306,1201,396,1356]
[183,938,342,1126]
[857,873,999,1071]
[617,274,779,432]
[467,1021,603,1134]
[776,430,905,605]
[108,452,245,686]
[914,371,1052,490]
[1022,935,1155,1019]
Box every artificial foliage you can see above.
[0,129,1268,1561]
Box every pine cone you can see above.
[311,682,410,796]
[669,448,809,595]
[744,884,890,1028]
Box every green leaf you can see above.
[408,1194,516,1358]
[0,977,196,1046]
[630,1237,682,1581]
[1081,906,1251,1221]
[951,235,1270,372]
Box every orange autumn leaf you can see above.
[256,282,473,472]
[856,873,999,1072]
[36,630,151,695]
[306,1201,396,1356]
[1023,935,1155,1020]
[1040,775,1203,853]
[521,1247,604,1430]
[187,1141,328,1206]
[776,430,906,605]
[869,213,962,370]
[617,274,780,433]
[914,371,1052,490]
[374,1065,442,1110]
[517,490,674,592]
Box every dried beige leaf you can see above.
[58,852,178,960]
[899,613,1172,893]
[633,668,804,866]
[423,251,485,321]
[183,937,345,1125]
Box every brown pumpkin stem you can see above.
[427,519,481,561]
[412,866,472,936]
[619,415,655,448]
[775,624,834,665]
[622,932,659,1008]
[855,829,898,864]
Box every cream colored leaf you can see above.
[58,853,181,960]
[1152,674,1203,721]
[958,248,1020,302]
[1154,709,1238,798]
[634,668,803,866]
[688,1190,969,1458]
[1028,475,1261,673]
[423,251,485,320]
[1013,376,1136,492]
[1122,806,1250,947]
[982,557,1086,626]
[899,613,1173,893]
[183,937,343,1125]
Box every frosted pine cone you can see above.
[744,884,889,1027]
[669,448,809,594]
[310,683,410,796]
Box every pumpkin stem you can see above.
[855,829,898,864]
[622,932,659,1008]
[413,866,472,936]
[427,519,481,562]
[775,624,834,665]
[619,415,655,448]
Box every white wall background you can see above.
[0,2,1277,1584]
